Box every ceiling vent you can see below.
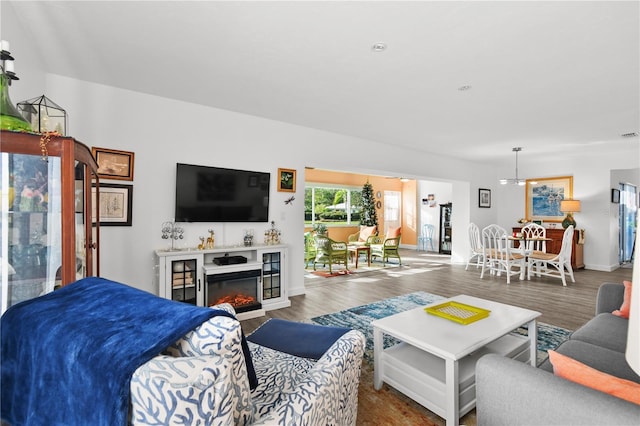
[621,132,638,138]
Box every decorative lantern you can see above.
[17,95,67,135]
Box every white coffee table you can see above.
[372,294,540,426]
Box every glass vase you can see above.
[0,73,31,132]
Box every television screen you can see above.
[175,163,270,222]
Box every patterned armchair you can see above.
[130,304,366,425]
[313,234,349,274]
[130,303,252,425]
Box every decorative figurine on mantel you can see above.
[161,220,184,250]
[206,229,215,249]
[264,221,281,245]
[197,236,206,250]
[244,229,254,247]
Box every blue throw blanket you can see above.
[1,277,257,426]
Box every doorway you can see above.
[618,183,637,264]
[383,190,401,235]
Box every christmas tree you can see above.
[360,181,378,227]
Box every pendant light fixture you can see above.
[500,147,532,186]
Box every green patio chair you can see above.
[370,229,402,266]
[304,232,317,268]
[313,235,349,274]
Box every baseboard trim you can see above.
[289,286,306,297]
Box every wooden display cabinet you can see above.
[1,130,100,313]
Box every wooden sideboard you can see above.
[512,227,584,270]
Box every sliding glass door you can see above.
[618,183,637,264]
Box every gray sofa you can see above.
[476,282,640,426]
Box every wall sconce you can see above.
[17,95,67,135]
[560,199,581,229]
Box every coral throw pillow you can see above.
[548,350,640,405]
[613,280,632,319]
[359,226,376,242]
[386,227,401,238]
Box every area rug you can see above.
[310,291,572,366]
[310,269,354,278]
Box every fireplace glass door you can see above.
[206,268,261,313]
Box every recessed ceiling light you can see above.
[458,85,472,91]
[621,132,638,138]
[372,43,387,52]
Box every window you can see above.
[305,185,362,227]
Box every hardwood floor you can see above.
[241,249,633,426]
[243,249,632,333]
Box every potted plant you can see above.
[313,223,328,236]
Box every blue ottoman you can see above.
[247,318,351,360]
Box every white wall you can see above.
[496,157,640,271]
[418,180,452,250]
[18,73,497,296]
[5,4,637,295]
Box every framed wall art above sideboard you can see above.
[526,176,573,223]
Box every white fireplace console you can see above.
[155,244,289,320]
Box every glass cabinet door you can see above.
[1,152,62,312]
[170,258,198,305]
[262,251,281,300]
[1,130,99,314]
[74,162,87,279]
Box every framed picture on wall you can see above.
[612,188,620,204]
[277,168,296,192]
[92,147,135,181]
[92,183,133,226]
[526,176,573,222]
[478,188,491,208]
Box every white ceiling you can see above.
[6,1,640,165]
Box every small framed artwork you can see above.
[277,168,296,192]
[533,220,543,226]
[92,147,135,181]
[478,188,491,208]
[92,183,133,226]
[611,188,620,204]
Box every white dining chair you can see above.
[481,224,525,284]
[520,222,547,255]
[519,222,548,277]
[465,223,484,270]
[527,225,575,286]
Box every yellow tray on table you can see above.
[424,301,490,325]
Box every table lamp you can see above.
[560,199,581,229]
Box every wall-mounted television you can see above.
[175,163,270,222]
